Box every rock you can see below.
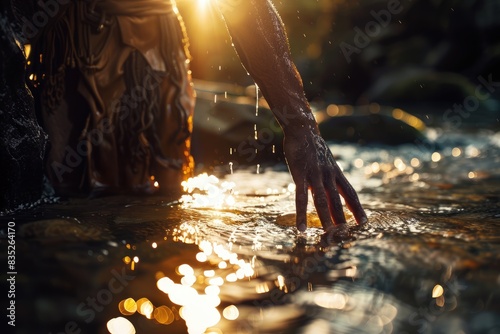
[317,104,427,145]
[364,69,476,105]
[362,69,500,128]
[191,80,284,168]
[0,6,46,211]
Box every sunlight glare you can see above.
[118,298,137,316]
[107,317,136,334]
[314,292,347,310]
[432,284,444,298]
[157,277,175,294]
[223,305,240,320]
[180,173,236,208]
[197,0,211,11]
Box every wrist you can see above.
[272,106,318,135]
[281,114,319,138]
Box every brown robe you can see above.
[27,0,195,196]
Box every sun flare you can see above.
[197,0,211,11]
[180,173,236,209]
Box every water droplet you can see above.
[255,84,259,116]
[256,164,260,174]
[432,284,444,298]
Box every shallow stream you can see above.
[1,129,500,334]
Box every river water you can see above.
[1,129,499,334]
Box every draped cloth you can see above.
[27,0,195,196]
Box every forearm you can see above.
[217,0,318,135]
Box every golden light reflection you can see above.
[223,305,240,320]
[354,158,364,168]
[452,147,462,157]
[467,146,480,157]
[181,305,221,333]
[153,306,175,325]
[391,108,426,131]
[277,275,285,290]
[158,279,222,333]
[432,284,444,298]
[226,273,238,282]
[345,266,357,278]
[197,0,211,11]
[200,240,213,255]
[431,152,442,162]
[181,274,197,287]
[205,285,220,296]
[178,264,195,276]
[204,270,216,277]
[436,295,445,307]
[196,252,208,262]
[169,284,199,306]
[314,292,347,310]
[256,282,270,294]
[157,277,175,294]
[394,158,406,171]
[24,44,32,58]
[107,317,136,334]
[118,298,137,316]
[383,305,398,323]
[136,298,154,318]
[209,277,224,286]
[180,173,236,209]
[326,104,339,116]
[118,221,267,332]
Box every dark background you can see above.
[179,0,500,127]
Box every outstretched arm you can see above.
[216,0,367,231]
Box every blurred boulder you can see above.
[363,69,500,128]
[317,104,427,145]
[191,80,284,169]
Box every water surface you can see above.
[1,130,500,334]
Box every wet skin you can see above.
[217,0,367,231]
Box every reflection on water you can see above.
[2,130,500,334]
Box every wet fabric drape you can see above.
[27,0,195,195]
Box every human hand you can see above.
[284,127,367,232]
